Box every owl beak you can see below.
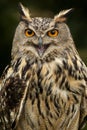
[38,37,43,46]
[35,37,49,57]
[37,37,45,57]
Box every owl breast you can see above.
[15,55,81,130]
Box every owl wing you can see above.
[0,65,32,130]
[79,62,87,130]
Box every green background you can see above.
[0,0,87,129]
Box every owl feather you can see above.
[54,8,73,22]
[18,2,31,21]
[0,3,87,130]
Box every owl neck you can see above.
[11,43,80,81]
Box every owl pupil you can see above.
[51,30,55,34]
[27,29,33,34]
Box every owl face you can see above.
[12,4,73,59]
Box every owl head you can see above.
[12,3,73,60]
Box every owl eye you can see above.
[25,29,35,37]
[47,29,59,37]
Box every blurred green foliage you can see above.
[0,0,87,129]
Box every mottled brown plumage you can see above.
[0,3,87,130]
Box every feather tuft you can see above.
[54,8,73,22]
[18,3,32,21]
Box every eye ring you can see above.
[25,29,35,37]
[47,29,59,37]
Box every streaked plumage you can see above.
[0,3,87,130]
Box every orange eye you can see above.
[25,29,35,37]
[47,29,58,37]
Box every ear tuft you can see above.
[54,8,73,22]
[18,2,32,21]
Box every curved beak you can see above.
[38,37,43,46]
[37,37,45,57]
[34,37,50,57]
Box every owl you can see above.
[0,3,87,130]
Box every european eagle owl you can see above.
[0,3,87,130]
